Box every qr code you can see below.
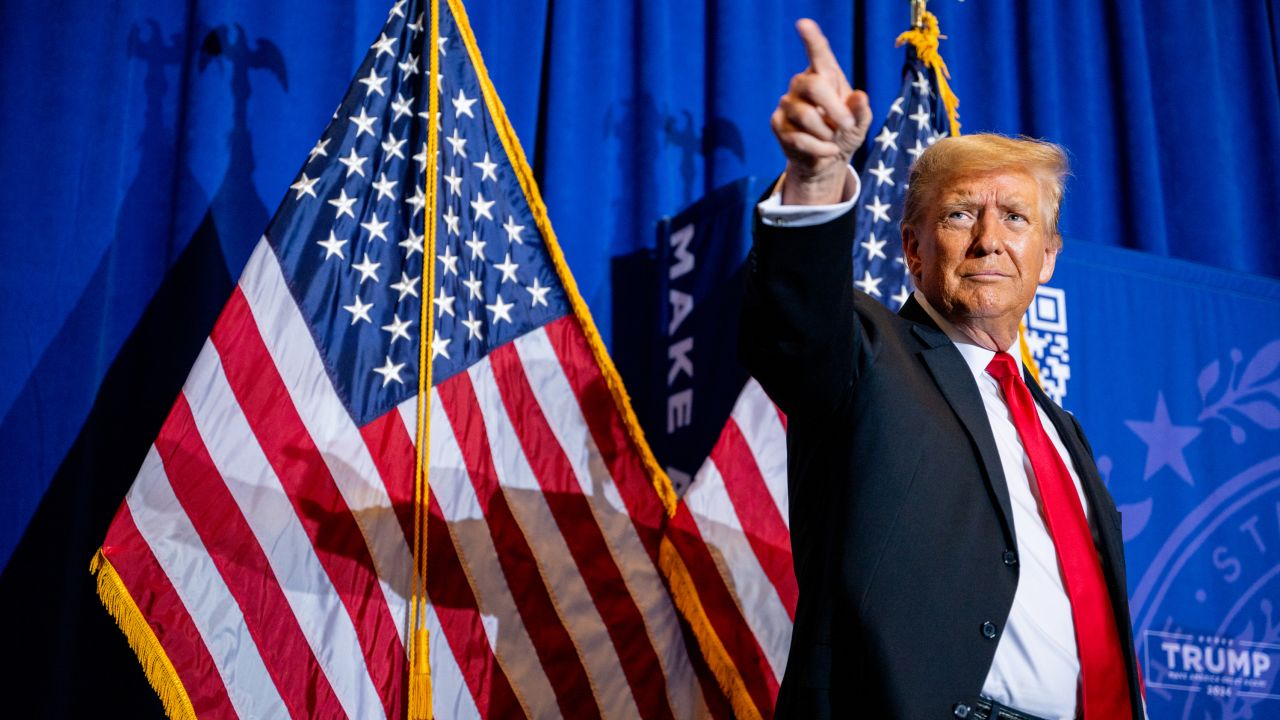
[1023,286,1069,404]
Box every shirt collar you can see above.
[912,290,1023,383]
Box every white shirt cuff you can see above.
[757,165,861,227]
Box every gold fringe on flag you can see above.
[90,549,197,720]
[658,537,763,720]
[895,11,961,138]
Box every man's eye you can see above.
[1007,212,1028,223]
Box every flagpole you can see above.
[409,0,441,717]
[911,0,927,30]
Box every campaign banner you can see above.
[1033,240,1280,719]
[612,177,760,494]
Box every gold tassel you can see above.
[90,549,198,720]
[895,11,962,138]
[408,626,434,720]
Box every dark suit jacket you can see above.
[739,203,1143,719]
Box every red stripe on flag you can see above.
[103,505,237,720]
[363,407,525,718]
[489,343,676,720]
[436,371,602,719]
[212,288,404,718]
[360,410,417,548]
[154,394,347,719]
[542,317,667,563]
[667,503,779,715]
[775,405,788,432]
[711,419,798,619]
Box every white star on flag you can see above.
[865,196,892,223]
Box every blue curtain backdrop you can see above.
[1,0,1277,715]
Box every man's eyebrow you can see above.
[939,194,1034,211]
[939,193,980,207]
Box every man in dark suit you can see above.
[741,19,1145,719]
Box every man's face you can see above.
[903,170,1058,339]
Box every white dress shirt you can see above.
[914,292,1086,720]
[758,179,1092,719]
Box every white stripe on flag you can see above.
[684,459,791,682]
[512,328,701,718]
[127,446,290,720]
[239,239,412,636]
[183,339,385,719]
[468,355,641,720]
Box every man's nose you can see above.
[970,211,1005,256]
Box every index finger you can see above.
[796,19,847,84]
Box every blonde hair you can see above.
[900,133,1069,249]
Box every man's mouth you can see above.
[962,270,1008,281]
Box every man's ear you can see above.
[901,226,923,281]
[1039,238,1060,284]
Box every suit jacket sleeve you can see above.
[739,194,864,419]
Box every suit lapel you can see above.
[900,297,1017,546]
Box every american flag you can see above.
[92,0,722,717]
[662,19,958,720]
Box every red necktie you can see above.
[986,352,1131,720]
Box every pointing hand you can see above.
[770,19,874,205]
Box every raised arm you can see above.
[772,19,872,205]
[741,19,873,417]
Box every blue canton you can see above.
[267,0,567,426]
[852,45,952,310]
